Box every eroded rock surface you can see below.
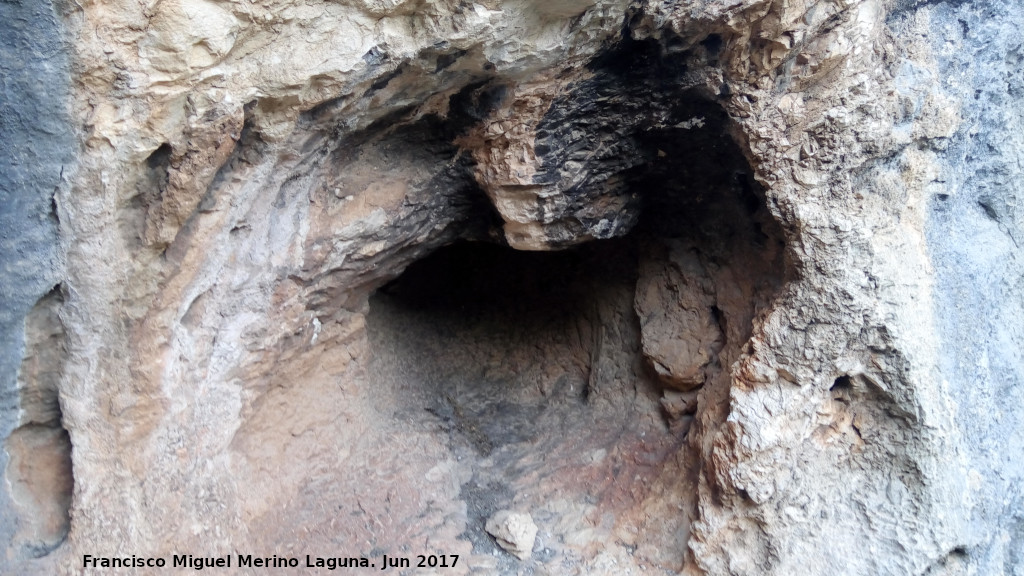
[2,0,1023,574]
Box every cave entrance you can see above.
[367,235,679,568]
[363,85,786,572]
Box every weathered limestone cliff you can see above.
[1,0,1022,574]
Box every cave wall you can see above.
[1,0,1022,574]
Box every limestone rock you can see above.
[2,0,1024,574]
[485,510,538,560]
[634,244,723,390]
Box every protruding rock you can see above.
[634,244,723,391]
[485,510,538,560]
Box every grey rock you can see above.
[0,0,73,570]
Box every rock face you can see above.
[1,0,1023,574]
[0,0,74,562]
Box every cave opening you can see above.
[363,85,786,570]
[367,235,671,567]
